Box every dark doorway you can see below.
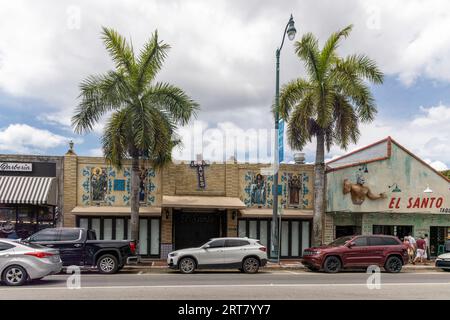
[173,210,224,250]
[430,226,450,257]
[335,225,361,239]
[373,225,413,240]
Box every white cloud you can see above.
[424,159,448,171]
[0,124,74,154]
[322,103,450,167]
[0,1,449,167]
[88,148,103,157]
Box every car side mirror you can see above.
[348,242,356,248]
[202,244,210,249]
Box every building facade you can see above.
[0,154,63,239]
[62,149,315,259]
[325,137,450,257]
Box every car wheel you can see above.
[242,257,260,274]
[2,265,28,286]
[385,256,403,273]
[179,257,196,274]
[323,256,341,273]
[97,254,119,274]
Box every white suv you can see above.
[167,237,268,274]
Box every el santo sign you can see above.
[0,162,33,172]
[388,196,445,210]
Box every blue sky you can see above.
[0,0,449,170]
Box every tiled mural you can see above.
[240,168,313,209]
[77,163,159,207]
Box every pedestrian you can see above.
[407,233,416,257]
[403,237,414,264]
[413,235,427,265]
[424,233,430,261]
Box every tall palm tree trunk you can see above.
[313,132,325,246]
[130,155,140,246]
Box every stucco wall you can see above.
[326,143,450,214]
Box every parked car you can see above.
[24,228,137,274]
[168,237,268,274]
[0,239,62,286]
[435,253,450,271]
[302,235,409,273]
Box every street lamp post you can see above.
[271,14,296,263]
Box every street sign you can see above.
[278,119,284,163]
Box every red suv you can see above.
[302,235,409,273]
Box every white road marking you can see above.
[1,282,450,291]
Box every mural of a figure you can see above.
[251,174,266,207]
[288,175,302,206]
[139,167,148,203]
[91,167,108,202]
[343,175,386,205]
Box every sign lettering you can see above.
[388,197,445,210]
[0,162,32,172]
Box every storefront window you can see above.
[0,207,16,239]
[238,218,311,258]
[76,216,160,257]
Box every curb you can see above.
[121,264,439,273]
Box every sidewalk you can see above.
[122,259,439,272]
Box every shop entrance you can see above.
[335,225,361,239]
[373,225,413,240]
[173,210,226,250]
[430,226,450,257]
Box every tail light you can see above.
[259,246,267,252]
[25,252,54,259]
[129,241,136,254]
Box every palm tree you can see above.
[278,25,383,246]
[72,27,199,244]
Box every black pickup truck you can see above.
[25,228,138,274]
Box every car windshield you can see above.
[328,236,353,247]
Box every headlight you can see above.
[169,252,178,257]
[304,250,321,256]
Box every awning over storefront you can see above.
[239,208,314,218]
[162,195,246,209]
[71,206,161,216]
[0,176,57,206]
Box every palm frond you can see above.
[72,71,129,134]
[136,30,170,89]
[295,33,321,82]
[143,82,199,125]
[101,27,136,75]
[319,25,353,75]
[278,78,311,120]
[101,108,131,169]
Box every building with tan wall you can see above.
[62,147,314,259]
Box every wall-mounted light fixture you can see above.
[232,211,237,220]
[423,185,433,193]
[165,210,170,219]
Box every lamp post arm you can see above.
[278,21,291,53]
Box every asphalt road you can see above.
[1,270,450,300]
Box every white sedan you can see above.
[435,252,450,271]
[167,237,268,274]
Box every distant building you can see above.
[325,136,450,257]
[0,154,63,238]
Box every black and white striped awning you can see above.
[0,176,57,205]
